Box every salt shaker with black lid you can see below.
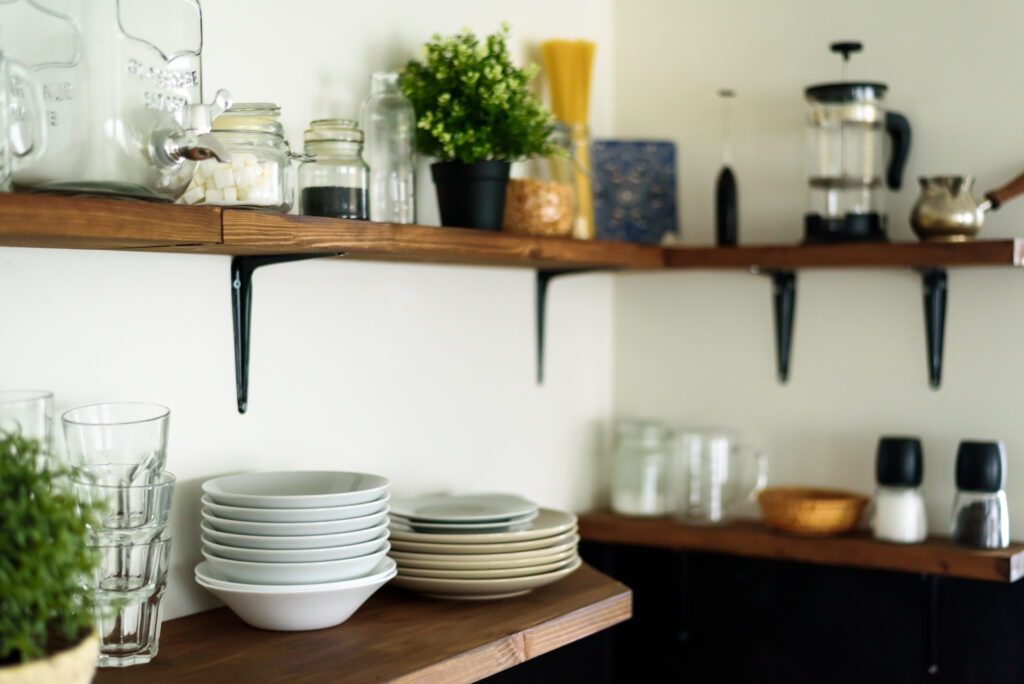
[872,437,927,543]
[951,440,1009,549]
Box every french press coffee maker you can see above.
[804,42,911,243]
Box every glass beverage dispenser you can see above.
[804,42,910,243]
[0,0,231,201]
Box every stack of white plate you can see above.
[194,471,396,630]
[388,494,581,600]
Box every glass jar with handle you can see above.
[670,429,767,524]
[0,51,47,191]
[0,0,233,201]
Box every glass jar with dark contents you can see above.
[298,119,370,219]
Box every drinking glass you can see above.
[91,536,172,667]
[62,403,169,484]
[73,469,175,544]
[0,389,54,452]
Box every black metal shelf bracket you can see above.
[919,268,948,389]
[753,269,797,383]
[232,253,343,414]
[536,269,599,384]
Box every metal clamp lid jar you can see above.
[298,119,369,220]
[180,102,294,211]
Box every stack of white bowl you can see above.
[388,493,581,600]
[194,471,395,631]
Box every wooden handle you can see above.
[984,171,1024,210]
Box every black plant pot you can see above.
[431,160,511,231]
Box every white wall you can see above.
[1,0,616,619]
[612,0,1024,532]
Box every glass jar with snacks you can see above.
[502,125,576,238]
[298,119,370,220]
[180,102,294,211]
[610,419,671,517]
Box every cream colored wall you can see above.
[612,0,1024,531]
[0,0,616,619]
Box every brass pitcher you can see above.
[911,172,1024,242]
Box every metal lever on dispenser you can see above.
[152,89,233,168]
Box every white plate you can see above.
[201,544,389,585]
[387,508,576,544]
[389,530,578,555]
[203,532,388,563]
[202,471,389,509]
[396,555,577,579]
[390,493,538,522]
[200,520,388,550]
[389,546,576,570]
[388,511,536,534]
[194,558,396,631]
[201,508,388,537]
[391,557,582,600]
[201,493,390,523]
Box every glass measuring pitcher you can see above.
[0,0,231,201]
[0,51,46,191]
[670,429,767,524]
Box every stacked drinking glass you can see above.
[62,403,175,668]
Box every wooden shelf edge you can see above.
[578,511,1024,583]
[94,563,631,684]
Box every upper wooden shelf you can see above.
[1,193,1022,270]
[578,511,1024,583]
[95,563,630,684]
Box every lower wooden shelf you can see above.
[95,563,630,684]
[578,511,1024,583]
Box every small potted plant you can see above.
[0,430,100,684]
[400,23,557,231]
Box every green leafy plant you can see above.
[0,430,99,664]
[400,23,557,163]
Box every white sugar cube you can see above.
[213,168,234,189]
[182,186,205,205]
[198,159,218,176]
[236,166,257,188]
[231,155,245,171]
[223,187,238,202]
[241,153,259,167]
[237,185,250,201]
[205,188,224,203]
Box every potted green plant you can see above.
[400,24,557,231]
[0,430,100,684]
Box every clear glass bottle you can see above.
[359,72,415,223]
[610,419,670,517]
[181,103,293,211]
[298,119,369,220]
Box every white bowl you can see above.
[202,471,390,509]
[200,544,390,585]
[202,533,388,563]
[200,521,389,550]
[194,558,396,631]
[201,509,389,537]
[201,493,390,523]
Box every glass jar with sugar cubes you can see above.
[178,102,295,211]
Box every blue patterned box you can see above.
[590,140,679,244]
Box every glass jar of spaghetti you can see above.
[501,125,576,238]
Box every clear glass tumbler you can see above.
[73,468,175,544]
[0,389,54,452]
[62,403,169,484]
[90,536,172,667]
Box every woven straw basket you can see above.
[757,487,869,536]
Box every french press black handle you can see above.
[885,112,911,190]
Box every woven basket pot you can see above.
[758,487,870,536]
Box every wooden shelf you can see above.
[578,511,1024,583]
[1,194,1022,270]
[95,564,630,684]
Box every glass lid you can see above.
[213,102,283,136]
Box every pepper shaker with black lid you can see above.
[872,437,927,543]
[951,440,1009,549]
